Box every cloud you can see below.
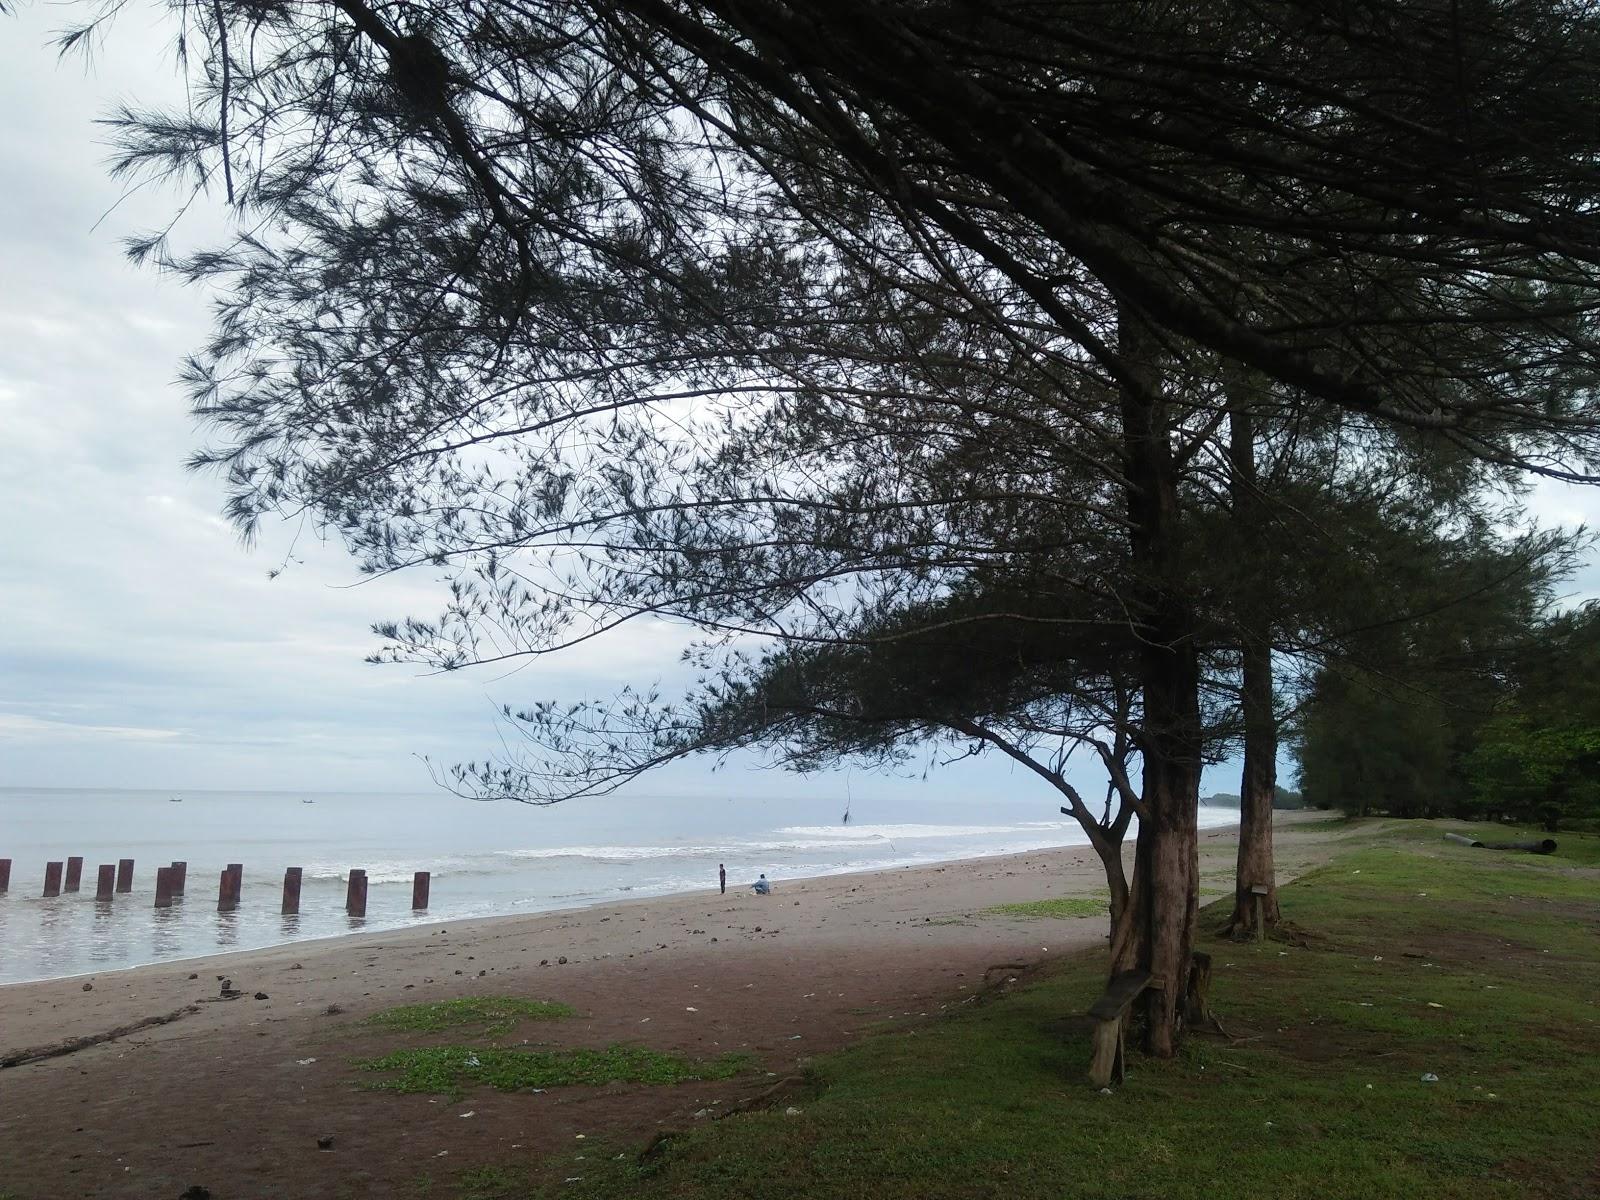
[0,713,182,743]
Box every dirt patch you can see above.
[0,936,1059,1199]
[1251,1019,1415,1066]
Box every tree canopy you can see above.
[45,0,1600,1052]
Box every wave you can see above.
[489,823,1092,865]
[776,821,1079,840]
[494,838,881,862]
[299,857,496,885]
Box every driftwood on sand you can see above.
[0,1004,201,1069]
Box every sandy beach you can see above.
[0,812,1342,1199]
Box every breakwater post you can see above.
[154,866,176,908]
[412,871,430,910]
[115,859,134,893]
[281,867,302,915]
[345,869,368,917]
[95,864,115,901]
[218,864,243,912]
[170,861,187,897]
[64,857,83,893]
[0,858,10,893]
[43,861,63,897]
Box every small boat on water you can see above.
[302,799,315,804]
[169,795,182,803]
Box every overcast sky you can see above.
[4,6,1599,803]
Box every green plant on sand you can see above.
[357,1044,751,1098]
[362,997,575,1036]
[985,897,1109,919]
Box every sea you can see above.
[0,786,1237,985]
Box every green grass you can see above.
[357,1044,751,1098]
[498,821,1600,1200]
[984,897,1109,919]
[456,1166,529,1200]
[362,996,575,1036]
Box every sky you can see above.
[3,5,1599,804]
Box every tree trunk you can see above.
[1116,305,1203,1057]
[1105,801,1141,973]
[1222,386,1280,936]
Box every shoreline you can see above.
[0,812,1345,1199]
[1,810,1249,990]
[0,838,1121,994]
[0,813,1325,1061]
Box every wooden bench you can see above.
[1087,951,1219,1087]
[1087,969,1161,1087]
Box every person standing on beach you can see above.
[719,864,726,895]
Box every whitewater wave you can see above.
[299,857,494,885]
[776,821,1079,841]
[495,838,876,862]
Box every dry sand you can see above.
[0,810,1344,1199]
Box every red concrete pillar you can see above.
[412,871,430,911]
[218,864,242,912]
[345,869,368,917]
[281,867,303,915]
[0,858,11,893]
[43,861,63,897]
[115,859,135,893]
[95,864,116,901]
[170,861,187,897]
[154,866,175,908]
[64,857,84,893]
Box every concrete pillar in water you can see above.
[218,864,243,912]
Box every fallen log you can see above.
[1443,833,1557,854]
[1480,839,1558,854]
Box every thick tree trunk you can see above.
[1222,392,1280,936]
[1116,306,1203,1057]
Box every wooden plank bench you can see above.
[1087,969,1162,1088]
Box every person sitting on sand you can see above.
[752,873,771,895]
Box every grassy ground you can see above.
[359,1043,751,1098]
[409,818,1598,1200]
[985,897,1109,919]
[363,997,576,1036]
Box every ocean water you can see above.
[0,786,1236,984]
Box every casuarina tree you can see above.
[48,0,1600,1054]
